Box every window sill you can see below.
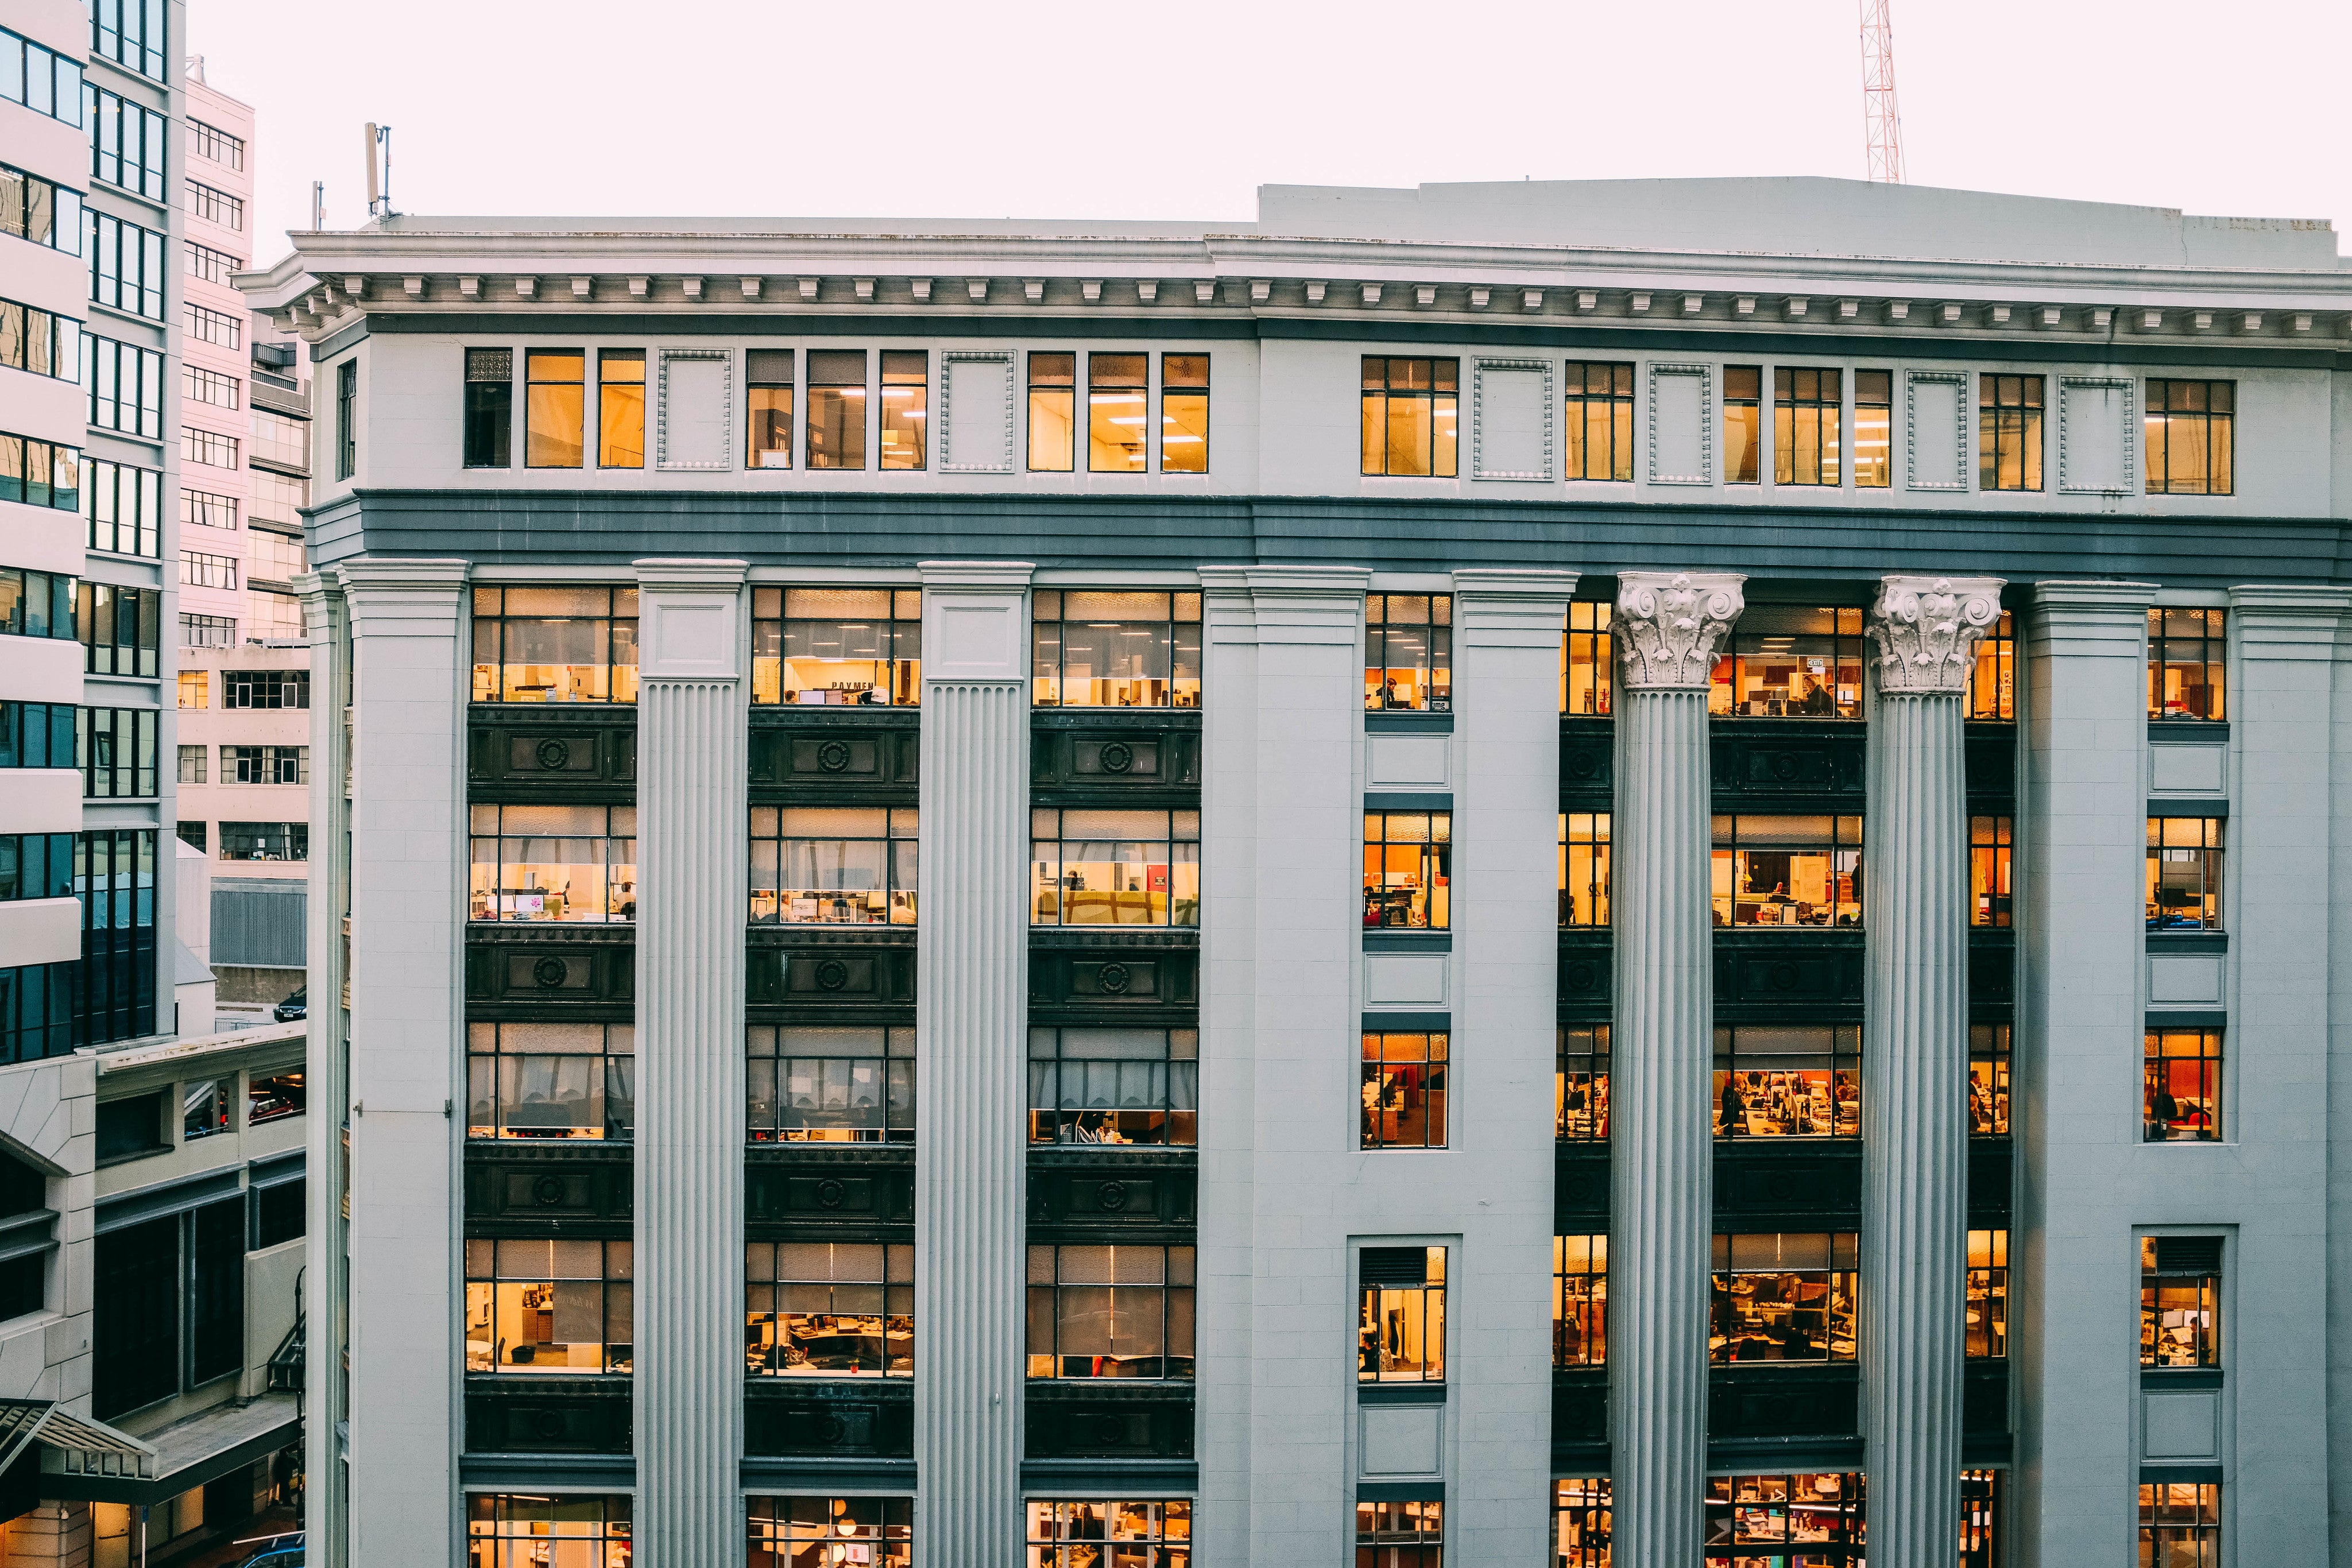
[2149,721,2229,744]
[2139,1366,2223,1390]
[1366,711,1452,734]
[1357,1383,1446,1406]
[2145,931,2226,954]
[1364,931,1450,953]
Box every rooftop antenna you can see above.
[1859,0,1905,183]
[311,181,325,232]
[364,123,394,219]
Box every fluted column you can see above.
[914,560,1035,1568]
[1610,571,1744,1566]
[633,559,750,1564]
[1861,575,2003,1568]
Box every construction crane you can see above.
[1859,0,1905,183]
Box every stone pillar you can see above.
[632,560,750,1564]
[1608,571,1743,1567]
[1860,575,2003,1568]
[913,562,1034,1568]
[335,557,469,1568]
[294,570,351,1568]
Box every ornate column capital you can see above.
[1867,575,2005,696]
[1614,571,1745,691]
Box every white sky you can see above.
[189,0,2350,269]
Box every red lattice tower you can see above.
[1859,0,1905,183]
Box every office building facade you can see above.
[244,178,2352,1566]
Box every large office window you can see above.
[1557,1025,1609,1143]
[1724,365,1762,483]
[1970,1024,2010,1136]
[0,963,75,1064]
[175,746,203,784]
[1711,606,1864,719]
[524,349,584,469]
[1359,1246,1444,1383]
[1032,590,1201,708]
[78,582,160,676]
[218,822,306,862]
[1711,1233,1857,1363]
[92,1198,243,1418]
[2145,380,2234,496]
[91,0,168,81]
[1026,1503,1186,1568]
[1365,594,1451,712]
[180,546,236,587]
[1552,1234,1607,1368]
[249,402,306,467]
[1357,1501,1442,1568]
[879,350,927,469]
[1773,367,1841,485]
[1715,1025,1860,1139]
[185,180,241,230]
[1705,1477,1862,1559]
[749,806,916,926]
[748,1025,914,1145]
[466,1021,634,1141]
[751,587,920,706]
[1966,1229,2007,1358]
[1555,1480,1611,1568]
[78,707,157,798]
[2138,1484,2220,1568]
[0,834,74,903]
[1970,815,2011,927]
[0,162,82,253]
[2,26,86,126]
[222,669,308,708]
[86,211,164,320]
[597,349,644,468]
[1712,815,1863,927]
[1031,808,1200,927]
[745,1241,913,1378]
[1,702,75,770]
[1564,361,1635,481]
[471,586,640,703]
[1360,357,1458,477]
[2,432,81,514]
[1966,610,2013,719]
[1027,1244,1196,1380]
[806,350,866,469]
[1562,601,1612,715]
[181,428,237,472]
[463,348,512,467]
[5,299,79,382]
[183,301,239,350]
[750,1499,911,1568]
[180,614,234,648]
[463,1238,632,1374]
[2141,1236,2221,1368]
[1978,374,2044,491]
[469,1496,632,1568]
[1558,812,1611,927]
[87,87,165,200]
[1088,353,1147,471]
[2145,1028,2221,1143]
[2146,818,2222,930]
[1854,368,1893,487]
[2148,607,2225,721]
[1361,1031,1446,1150]
[744,349,794,468]
[1027,351,1074,471]
[188,118,241,168]
[1160,354,1208,472]
[1364,811,1449,930]
[2,568,79,645]
[182,365,238,409]
[85,334,159,436]
[87,459,161,557]
[1028,1027,1196,1147]
[469,804,637,923]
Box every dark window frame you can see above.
[1360,1031,1447,1150]
[1853,368,1893,488]
[2145,1028,2221,1143]
[1365,593,1452,713]
[2148,606,2226,722]
[2145,379,2234,497]
[1562,600,1613,715]
[1030,590,1202,710]
[1028,1025,1195,1147]
[2146,816,2223,931]
[1359,356,1460,478]
[1978,373,2045,491]
[467,1020,635,1142]
[745,1239,914,1379]
[463,348,513,469]
[750,586,921,707]
[1563,361,1635,482]
[747,1024,911,1146]
[1026,1242,1197,1382]
[1159,353,1209,474]
[1772,365,1842,486]
[1552,1232,1606,1368]
[470,584,641,704]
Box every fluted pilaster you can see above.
[1611,571,1743,1566]
[1862,574,2002,1568]
[633,559,750,1566]
[915,562,1035,1568]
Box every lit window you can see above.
[806,350,866,470]
[1970,815,2011,927]
[745,1241,912,1378]
[879,350,927,470]
[467,803,637,923]
[1712,815,1863,928]
[1358,1246,1445,1383]
[1563,362,1634,481]
[1031,808,1201,928]
[2146,818,2223,930]
[466,1021,634,1141]
[1027,351,1074,471]
[597,349,644,469]
[1966,1229,2007,1358]
[1710,606,1865,719]
[470,585,640,704]
[749,806,917,926]
[1715,1025,1860,1139]
[2147,607,2225,720]
[2145,1028,2222,1143]
[748,1498,910,1568]
[2145,380,2233,496]
[1160,354,1209,473]
[1555,1480,1610,1567]
[1088,352,1147,471]
[751,586,920,706]
[2140,1236,2221,1368]
[1556,1026,1609,1143]
[1360,357,1458,477]
[1561,601,1612,715]
[1552,1234,1606,1367]
[2137,1482,2220,1568]
[1365,594,1451,711]
[747,1025,913,1145]
[1356,1500,1442,1568]
[1853,369,1892,487]
[1960,1471,2002,1568]
[1724,365,1762,483]
[1558,812,1611,927]
[1710,1233,1857,1362]
[463,1238,632,1373]
[1773,367,1841,485]
[1966,610,2013,719]
[1028,1027,1196,1146]
[1363,811,1450,931]
[1027,1244,1196,1380]
[468,1495,632,1567]
[524,349,584,469]
[247,1073,304,1125]
[218,821,307,862]
[1361,1032,1447,1149]
[1025,1503,1187,1568]
[744,349,794,469]
[1978,374,2044,491]
[1031,590,1201,708]
[1704,1476,1862,1555]
[1969,1024,2010,1136]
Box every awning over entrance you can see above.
[38,1393,298,1507]
[0,1400,156,1483]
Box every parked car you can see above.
[273,987,307,1023]
[234,1534,304,1568]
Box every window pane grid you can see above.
[1361,1032,1447,1149]
[1558,812,1611,927]
[1553,1234,1607,1367]
[749,1497,911,1568]
[1032,590,1202,709]
[750,805,917,926]
[1026,1500,1189,1568]
[1853,369,1893,488]
[1358,1248,1445,1383]
[1977,374,2045,491]
[1556,1025,1610,1143]
[1027,1244,1196,1380]
[1161,353,1209,473]
[467,1494,632,1568]
[467,1021,635,1141]
[1966,1229,2007,1358]
[2145,379,2234,496]
[1032,808,1200,927]
[1724,365,1761,484]
[1563,362,1634,481]
[751,586,921,707]
[471,585,641,704]
[1561,601,1612,715]
[1715,1024,1861,1139]
[1773,367,1842,486]
[1366,594,1452,712]
[2137,1482,2221,1568]
[2140,1236,2221,1367]
[1969,1024,2010,1137]
[2145,1029,2221,1143]
[1970,815,2011,927]
[745,1239,913,1377]
[2145,816,2223,930]
[1360,357,1459,477]
[463,1239,633,1374]
[469,803,637,923]
[1364,811,1450,930]
[1712,814,1864,928]
[1710,607,1865,720]
[1711,1232,1858,1362]
[1966,610,2014,719]
[748,1025,915,1145]
[1029,1026,1196,1147]
[2147,606,2225,721]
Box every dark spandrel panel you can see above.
[1708,1364,1859,1442]
[749,711,919,796]
[1025,1384,1194,1459]
[2157,1236,2223,1273]
[1028,949,1198,1018]
[468,709,637,796]
[746,940,918,1011]
[1713,934,1865,1016]
[1712,723,1867,804]
[465,931,635,1007]
[1964,723,2016,802]
[1714,1145,1862,1228]
[1031,721,1202,799]
[744,1380,914,1458]
[1969,930,2015,1011]
[1027,1160,1197,1236]
[1967,1139,2013,1223]
[465,1378,632,1455]
[745,1149,916,1229]
[1558,932,1613,1020]
[1552,1366,1608,1451]
[1964,1361,2010,1436]
[463,1145,634,1229]
[1555,1149,1611,1222]
[1559,719,1614,800]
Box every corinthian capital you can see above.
[1615,571,1746,691]
[1867,575,2006,696]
